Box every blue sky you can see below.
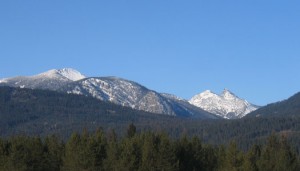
[1,1,300,105]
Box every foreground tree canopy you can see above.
[0,125,299,171]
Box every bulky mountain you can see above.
[189,89,259,119]
[0,86,179,137]
[0,68,216,119]
[246,92,300,118]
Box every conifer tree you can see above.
[44,135,64,171]
[104,129,119,171]
[62,132,82,171]
[156,133,179,171]
[258,134,299,171]
[118,135,141,171]
[200,144,218,171]
[127,123,137,138]
[0,138,8,170]
[223,141,244,171]
[92,128,107,170]
[242,144,261,171]
[175,135,190,171]
[6,136,46,171]
[140,132,157,171]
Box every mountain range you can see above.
[0,68,259,119]
[0,85,299,150]
[1,69,300,148]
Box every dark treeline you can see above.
[0,124,299,171]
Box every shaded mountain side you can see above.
[161,93,223,119]
[246,92,300,118]
[1,87,300,150]
[0,86,182,137]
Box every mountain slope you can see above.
[0,86,182,137]
[60,77,216,118]
[189,89,259,119]
[246,92,300,118]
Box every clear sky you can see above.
[1,1,300,105]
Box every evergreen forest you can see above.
[0,125,299,171]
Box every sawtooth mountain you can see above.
[189,90,259,119]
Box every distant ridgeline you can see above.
[0,68,259,119]
[246,91,300,118]
[0,86,300,151]
[0,68,217,119]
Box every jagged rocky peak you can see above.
[189,89,259,119]
[222,88,237,99]
[38,68,86,81]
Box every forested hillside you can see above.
[247,92,300,118]
[0,86,179,137]
[0,86,300,151]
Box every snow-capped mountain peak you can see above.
[38,68,86,81]
[222,89,237,100]
[199,90,218,99]
[0,68,86,90]
[0,79,7,83]
[189,89,259,119]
